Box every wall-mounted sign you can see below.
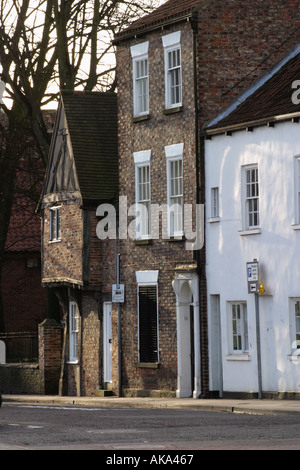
[247,261,259,294]
[112,284,125,303]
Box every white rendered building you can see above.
[204,45,300,398]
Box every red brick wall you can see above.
[2,252,47,333]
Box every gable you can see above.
[43,91,118,206]
[44,100,80,197]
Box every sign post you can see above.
[247,259,263,399]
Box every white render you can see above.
[205,120,300,396]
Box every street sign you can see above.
[247,261,259,294]
[112,284,125,303]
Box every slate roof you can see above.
[61,91,118,204]
[205,45,300,135]
[114,0,202,41]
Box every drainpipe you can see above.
[190,11,205,397]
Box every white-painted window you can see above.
[69,301,79,363]
[134,150,151,239]
[211,187,219,218]
[229,302,248,354]
[162,31,182,109]
[294,156,300,224]
[165,143,184,238]
[289,299,300,351]
[131,42,149,117]
[242,165,259,229]
[50,206,61,241]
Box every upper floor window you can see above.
[131,41,149,117]
[50,206,61,241]
[134,150,152,239]
[242,165,259,230]
[165,143,184,237]
[162,31,182,109]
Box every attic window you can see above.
[50,206,61,241]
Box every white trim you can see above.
[136,270,159,285]
[130,41,149,58]
[165,143,184,159]
[133,149,151,165]
[162,31,181,48]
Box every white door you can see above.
[103,302,112,383]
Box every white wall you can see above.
[205,121,300,395]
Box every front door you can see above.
[103,302,112,384]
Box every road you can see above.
[0,403,299,451]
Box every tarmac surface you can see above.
[2,394,300,415]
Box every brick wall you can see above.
[116,0,300,396]
[197,0,300,126]
[42,202,83,285]
[2,252,47,333]
[116,21,197,394]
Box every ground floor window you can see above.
[137,283,159,363]
[69,301,79,363]
[229,302,248,354]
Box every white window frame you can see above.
[69,301,79,363]
[289,298,300,352]
[228,302,249,355]
[211,187,219,219]
[131,42,149,117]
[134,150,152,239]
[136,270,159,364]
[50,206,61,241]
[241,164,260,232]
[162,31,182,109]
[165,143,184,238]
[293,156,300,227]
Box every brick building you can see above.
[113,0,300,398]
[41,91,118,396]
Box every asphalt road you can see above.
[0,403,299,451]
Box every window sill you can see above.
[239,228,261,236]
[208,217,220,223]
[132,114,150,123]
[225,354,251,361]
[167,236,185,242]
[137,362,160,369]
[134,238,152,245]
[67,360,79,365]
[49,239,62,244]
[292,224,300,230]
[163,106,183,115]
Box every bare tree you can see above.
[0,0,162,330]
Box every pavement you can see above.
[2,394,300,415]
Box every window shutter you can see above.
[138,285,158,362]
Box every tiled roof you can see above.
[206,46,300,133]
[115,0,202,40]
[5,197,41,252]
[61,91,118,204]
